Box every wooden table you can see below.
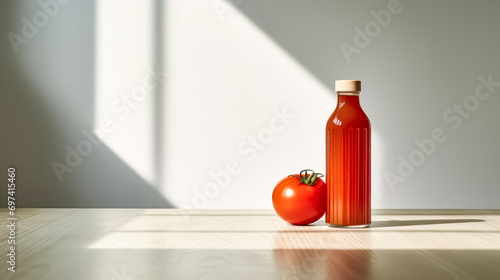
[1,209,500,279]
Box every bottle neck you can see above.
[337,92,361,108]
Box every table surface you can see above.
[1,209,500,280]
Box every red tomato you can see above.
[272,169,327,225]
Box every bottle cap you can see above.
[335,80,361,92]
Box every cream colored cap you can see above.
[335,80,361,92]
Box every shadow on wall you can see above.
[233,0,500,208]
[0,0,172,207]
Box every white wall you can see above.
[160,0,500,209]
[0,0,171,207]
[1,0,499,209]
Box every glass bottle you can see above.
[326,80,371,228]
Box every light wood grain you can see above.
[1,209,499,280]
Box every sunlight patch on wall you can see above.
[161,0,336,208]
[94,0,157,185]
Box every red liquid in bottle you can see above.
[326,81,371,227]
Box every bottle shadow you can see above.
[370,219,485,228]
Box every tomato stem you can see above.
[289,169,324,186]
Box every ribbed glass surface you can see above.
[326,95,371,226]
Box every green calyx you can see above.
[289,169,324,186]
